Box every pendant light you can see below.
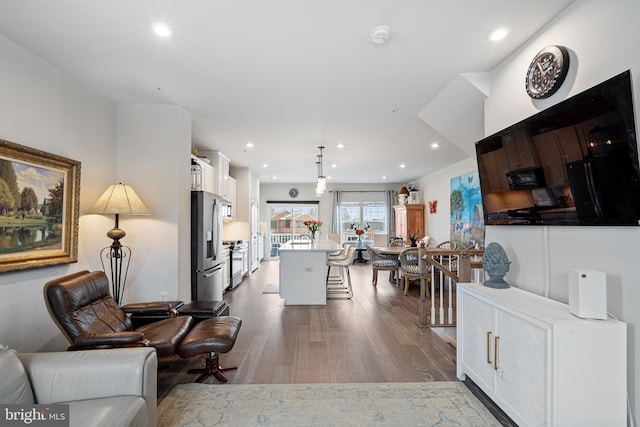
[315,146,326,196]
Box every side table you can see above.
[178,300,230,324]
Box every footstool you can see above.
[178,316,242,383]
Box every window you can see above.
[268,203,319,247]
[337,192,387,242]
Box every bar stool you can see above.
[326,245,356,299]
[327,243,350,282]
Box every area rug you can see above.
[157,382,501,426]
[262,283,279,294]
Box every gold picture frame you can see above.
[0,139,80,272]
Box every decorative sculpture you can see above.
[482,242,511,289]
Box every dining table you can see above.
[373,246,406,255]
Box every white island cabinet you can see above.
[457,282,626,427]
[278,240,341,305]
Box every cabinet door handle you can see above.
[486,331,492,364]
[494,336,500,370]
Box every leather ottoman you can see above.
[177,316,242,383]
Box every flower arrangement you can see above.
[351,223,370,240]
[304,219,323,239]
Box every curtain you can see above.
[330,190,341,234]
[387,190,397,237]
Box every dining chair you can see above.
[436,240,457,250]
[373,233,388,247]
[434,241,458,274]
[366,244,400,286]
[399,247,431,297]
[389,239,407,248]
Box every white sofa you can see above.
[0,343,157,427]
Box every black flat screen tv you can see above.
[476,70,640,226]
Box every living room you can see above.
[1,1,639,425]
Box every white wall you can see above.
[415,158,477,245]
[0,33,116,351]
[115,105,192,303]
[0,35,193,351]
[421,1,640,421]
[488,1,640,420]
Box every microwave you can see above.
[506,167,546,190]
[221,200,232,221]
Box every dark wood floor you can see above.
[157,259,458,401]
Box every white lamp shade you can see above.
[89,183,151,215]
[316,176,327,193]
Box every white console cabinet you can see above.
[457,283,626,427]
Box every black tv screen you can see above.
[476,70,640,226]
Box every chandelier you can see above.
[315,146,326,197]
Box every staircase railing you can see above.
[415,247,484,328]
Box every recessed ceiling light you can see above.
[400,164,406,168]
[337,143,345,149]
[153,23,173,38]
[488,27,508,41]
[331,164,337,168]
[262,163,268,168]
[431,142,440,149]
[271,176,278,180]
[246,142,254,148]
[382,176,387,180]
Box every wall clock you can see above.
[525,45,570,99]
[289,188,299,198]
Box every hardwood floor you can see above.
[157,259,459,401]
[157,259,519,426]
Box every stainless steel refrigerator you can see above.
[191,191,225,301]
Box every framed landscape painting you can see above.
[0,139,80,272]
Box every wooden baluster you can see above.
[447,253,453,324]
[417,244,428,327]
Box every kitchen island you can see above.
[277,239,341,305]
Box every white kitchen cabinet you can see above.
[191,155,215,193]
[227,176,237,217]
[197,150,230,198]
[457,283,626,427]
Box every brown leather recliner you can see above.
[44,270,193,356]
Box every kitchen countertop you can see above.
[278,240,341,252]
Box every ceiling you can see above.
[0,0,575,184]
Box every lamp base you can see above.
[107,227,126,241]
[99,244,131,306]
